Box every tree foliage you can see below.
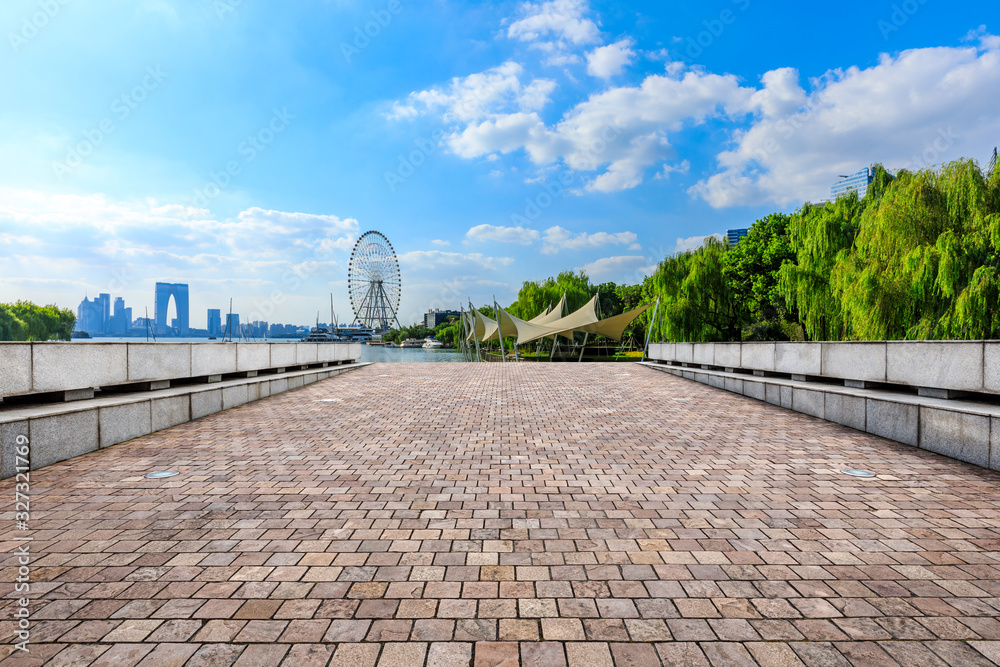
[0,301,76,341]
[647,237,746,342]
[723,213,800,340]
[782,160,1000,340]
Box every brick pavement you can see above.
[2,362,1000,666]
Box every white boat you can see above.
[399,338,424,348]
[301,324,377,343]
[422,338,444,349]
[301,327,349,342]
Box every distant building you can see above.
[726,229,749,247]
[76,296,104,334]
[154,282,189,335]
[207,309,222,337]
[425,309,460,328]
[112,297,131,336]
[831,168,873,200]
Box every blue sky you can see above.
[1,0,998,327]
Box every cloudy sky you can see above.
[1,0,997,327]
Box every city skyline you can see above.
[2,1,998,324]
[74,282,311,338]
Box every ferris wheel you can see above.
[348,230,403,332]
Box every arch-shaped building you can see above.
[154,282,189,335]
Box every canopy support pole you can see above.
[578,333,589,362]
[469,300,482,362]
[641,297,661,363]
[494,296,506,363]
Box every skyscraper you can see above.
[76,297,103,334]
[112,297,131,336]
[207,309,221,337]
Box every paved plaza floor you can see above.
[3,362,1000,666]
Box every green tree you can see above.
[0,301,75,341]
[779,160,1000,340]
[649,237,745,342]
[723,213,799,340]
[778,193,864,341]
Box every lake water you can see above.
[70,338,466,363]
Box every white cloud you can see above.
[466,224,540,245]
[586,39,635,79]
[577,255,656,282]
[387,62,557,122]
[656,159,690,180]
[691,38,1000,207]
[541,226,638,254]
[430,67,754,192]
[507,0,601,46]
[431,239,450,247]
[674,234,722,253]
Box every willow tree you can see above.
[778,165,893,340]
[0,305,26,341]
[0,302,75,341]
[832,160,999,339]
[650,237,745,342]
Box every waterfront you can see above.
[68,337,465,362]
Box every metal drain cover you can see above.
[841,469,876,478]
[673,398,690,402]
[318,399,342,402]
[145,471,179,479]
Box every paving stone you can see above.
[474,641,519,667]
[7,363,1000,666]
[427,642,473,667]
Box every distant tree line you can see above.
[382,315,462,346]
[0,302,76,341]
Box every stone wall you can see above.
[0,342,362,400]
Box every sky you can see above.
[1,0,998,328]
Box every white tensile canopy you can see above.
[496,296,599,345]
[528,293,566,325]
[466,295,650,347]
[575,303,652,340]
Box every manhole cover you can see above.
[145,471,179,479]
[841,469,876,478]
